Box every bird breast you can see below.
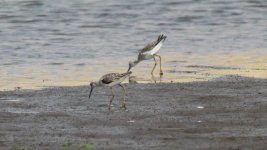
[138,53,154,60]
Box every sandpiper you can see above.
[127,34,167,76]
[89,71,132,111]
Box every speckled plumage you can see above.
[89,71,132,111]
[100,72,131,85]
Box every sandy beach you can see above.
[0,75,267,150]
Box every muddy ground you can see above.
[0,76,267,150]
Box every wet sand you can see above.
[0,75,267,150]
[1,50,267,91]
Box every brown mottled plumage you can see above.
[100,72,131,84]
[89,71,132,111]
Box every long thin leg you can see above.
[155,54,163,76]
[151,56,157,75]
[108,87,115,111]
[119,84,127,110]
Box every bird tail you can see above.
[157,34,167,43]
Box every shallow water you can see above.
[0,0,267,90]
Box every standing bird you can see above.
[127,34,167,76]
[89,71,132,111]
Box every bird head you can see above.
[89,82,98,99]
[128,60,139,72]
[127,61,135,72]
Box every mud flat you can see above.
[0,75,267,150]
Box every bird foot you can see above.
[121,104,127,110]
[160,71,163,76]
[108,106,112,111]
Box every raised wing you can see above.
[140,34,167,53]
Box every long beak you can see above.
[89,86,94,99]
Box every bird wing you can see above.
[140,34,166,53]
[100,72,132,84]
[140,43,156,53]
[100,73,117,84]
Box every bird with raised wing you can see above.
[127,34,167,76]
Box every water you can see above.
[0,0,267,90]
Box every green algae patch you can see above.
[78,144,95,149]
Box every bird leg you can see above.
[151,74,157,83]
[151,56,157,75]
[155,54,163,76]
[119,84,127,110]
[108,87,115,111]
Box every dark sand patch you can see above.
[0,76,267,150]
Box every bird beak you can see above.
[89,85,94,99]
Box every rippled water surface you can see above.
[0,0,267,90]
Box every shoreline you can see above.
[1,74,267,92]
[1,50,267,91]
[0,75,267,149]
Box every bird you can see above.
[89,71,132,111]
[127,34,167,76]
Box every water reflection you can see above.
[1,50,266,91]
[151,74,163,83]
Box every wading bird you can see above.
[127,34,167,76]
[89,71,132,111]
